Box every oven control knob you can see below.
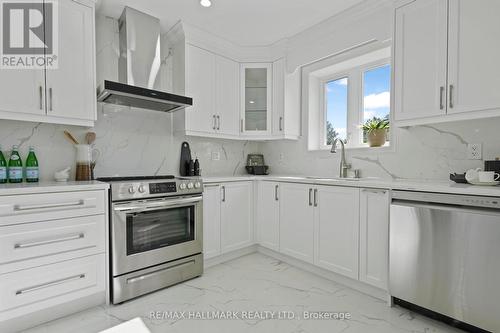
[138,185,146,193]
[187,182,194,189]
[194,182,201,189]
[128,186,136,194]
[179,183,187,190]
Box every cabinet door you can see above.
[279,183,314,263]
[203,185,221,259]
[394,0,448,120]
[359,188,389,290]
[240,63,272,135]
[272,59,285,136]
[0,70,45,116]
[45,0,95,121]
[220,182,253,253]
[256,182,280,251]
[216,55,240,136]
[447,0,500,114]
[185,44,216,133]
[314,186,359,279]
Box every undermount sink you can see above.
[305,176,380,182]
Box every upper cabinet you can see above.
[240,63,272,136]
[0,0,96,127]
[394,0,500,126]
[167,23,300,141]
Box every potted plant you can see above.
[363,118,389,147]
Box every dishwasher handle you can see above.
[391,200,500,216]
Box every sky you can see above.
[326,64,390,141]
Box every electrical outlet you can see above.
[279,152,285,161]
[211,151,220,161]
[467,143,482,160]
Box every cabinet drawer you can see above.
[0,254,105,313]
[0,190,105,225]
[0,215,105,265]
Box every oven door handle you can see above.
[113,196,202,213]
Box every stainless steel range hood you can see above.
[97,7,192,112]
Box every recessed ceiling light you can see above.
[200,0,211,7]
[249,100,255,104]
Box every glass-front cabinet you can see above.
[240,63,272,135]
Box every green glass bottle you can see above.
[0,145,7,184]
[25,146,39,183]
[8,145,23,183]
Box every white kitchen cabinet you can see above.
[202,184,221,259]
[0,0,96,127]
[45,0,96,122]
[185,44,217,134]
[256,181,280,251]
[240,63,273,136]
[216,55,240,136]
[272,58,301,139]
[220,182,254,253]
[359,188,390,290]
[394,0,448,121]
[279,183,314,263]
[314,186,360,279]
[447,0,500,115]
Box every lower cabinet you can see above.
[202,181,254,259]
[359,188,390,290]
[256,181,280,251]
[314,186,360,279]
[279,183,314,263]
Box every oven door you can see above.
[111,195,202,276]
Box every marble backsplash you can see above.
[260,117,500,181]
[0,106,259,181]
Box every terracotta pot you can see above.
[367,129,387,147]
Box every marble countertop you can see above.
[0,180,109,195]
[202,175,500,197]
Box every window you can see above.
[362,64,391,144]
[325,77,348,145]
[306,47,392,150]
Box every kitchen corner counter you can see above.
[202,175,500,197]
[0,180,109,195]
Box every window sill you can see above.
[313,144,394,153]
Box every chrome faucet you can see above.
[331,138,351,178]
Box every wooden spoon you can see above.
[85,132,96,145]
[63,130,79,145]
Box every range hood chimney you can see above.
[97,7,192,112]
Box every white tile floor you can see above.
[22,253,464,333]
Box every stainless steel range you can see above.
[98,176,203,304]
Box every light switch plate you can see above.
[467,143,482,160]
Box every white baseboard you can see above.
[257,246,389,302]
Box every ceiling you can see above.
[97,0,365,46]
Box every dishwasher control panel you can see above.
[392,190,500,209]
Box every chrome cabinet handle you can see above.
[16,274,85,295]
[449,84,454,108]
[439,86,444,110]
[221,186,226,202]
[275,184,279,201]
[313,189,318,207]
[39,86,43,110]
[240,119,244,132]
[14,233,84,249]
[279,117,283,131]
[212,115,216,130]
[216,115,220,130]
[308,188,313,206]
[14,200,84,211]
[49,87,53,111]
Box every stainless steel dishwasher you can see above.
[390,191,500,333]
